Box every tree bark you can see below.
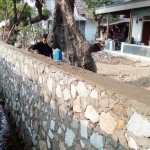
[47,0,97,72]
[97,14,105,38]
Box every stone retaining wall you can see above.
[0,42,150,150]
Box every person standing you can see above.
[27,34,53,59]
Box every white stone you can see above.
[47,136,51,148]
[48,130,54,139]
[80,120,88,139]
[81,98,87,111]
[90,89,98,99]
[88,85,93,90]
[65,128,75,147]
[47,77,53,92]
[63,88,71,101]
[68,77,76,84]
[73,96,82,112]
[85,105,99,123]
[71,84,77,99]
[50,120,55,131]
[50,100,56,111]
[59,80,64,85]
[127,112,150,137]
[90,132,103,150]
[39,76,43,84]
[24,65,28,74]
[125,134,138,150]
[77,81,88,97]
[147,147,150,150]
[22,113,25,122]
[80,140,85,148]
[56,85,63,98]
[58,127,62,134]
[99,112,116,135]
[32,130,38,145]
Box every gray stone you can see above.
[127,112,150,137]
[85,105,99,123]
[48,130,54,139]
[65,128,75,147]
[71,119,79,129]
[90,132,103,150]
[59,104,67,119]
[59,141,66,150]
[50,120,55,131]
[135,136,150,148]
[80,120,88,139]
[39,140,47,150]
[50,100,56,111]
[43,121,47,131]
[99,112,116,135]
[80,140,85,148]
[47,136,51,149]
[42,130,46,138]
[115,130,128,148]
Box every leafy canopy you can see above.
[0,0,51,21]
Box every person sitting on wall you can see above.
[27,34,53,59]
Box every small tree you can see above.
[0,0,51,44]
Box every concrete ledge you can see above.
[123,43,150,58]
[1,42,150,107]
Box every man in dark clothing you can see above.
[27,34,53,59]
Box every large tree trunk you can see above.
[47,0,97,72]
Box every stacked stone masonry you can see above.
[0,42,150,150]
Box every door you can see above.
[142,21,150,45]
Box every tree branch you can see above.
[13,0,17,23]
[20,0,49,26]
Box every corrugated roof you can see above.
[101,19,130,27]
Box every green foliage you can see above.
[42,6,51,16]
[0,0,51,21]
[17,4,33,18]
[14,22,50,47]
[0,0,51,44]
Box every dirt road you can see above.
[93,51,150,90]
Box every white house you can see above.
[95,0,150,58]
[95,0,150,45]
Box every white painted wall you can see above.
[85,18,97,41]
[132,14,143,41]
[132,12,150,42]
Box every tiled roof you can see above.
[75,0,87,15]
